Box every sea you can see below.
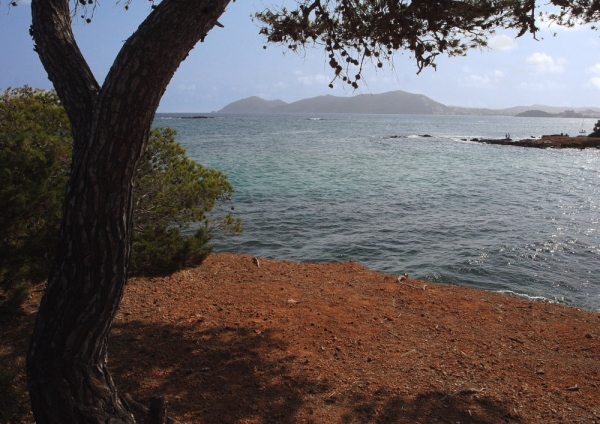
[154,113,600,312]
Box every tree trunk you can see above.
[26,0,230,422]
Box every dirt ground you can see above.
[2,253,599,423]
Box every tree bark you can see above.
[26,0,230,422]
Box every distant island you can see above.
[515,109,592,118]
[217,90,600,117]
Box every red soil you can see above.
[2,253,599,423]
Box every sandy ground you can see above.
[2,253,599,423]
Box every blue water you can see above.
[154,113,600,311]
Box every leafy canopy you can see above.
[256,0,540,88]
[548,0,600,27]
[255,0,600,88]
[0,87,241,308]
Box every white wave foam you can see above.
[497,290,555,303]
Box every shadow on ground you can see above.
[339,389,521,423]
[110,320,324,422]
[109,320,520,423]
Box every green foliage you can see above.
[547,0,600,28]
[0,86,72,310]
[130,224,213,276]
[0,365,20,423]
[255,0,540,88]
[130,127,242,276]
[0,88,241,308]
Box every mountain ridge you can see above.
[217,90,600,117]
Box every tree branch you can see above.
[30,0,99,145]
[86,0,232,184]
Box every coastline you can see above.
[470,136,600,149]
[2,253,599,423]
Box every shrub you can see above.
[0,87,71,310]
[130,224,212,276]
[0,87,241,309]
[130,127,242,276]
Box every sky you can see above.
[1,0,600,112]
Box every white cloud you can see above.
[297,73,329,85]
[586,64,600,74]
[178,84,196,91]
[525,53,565,73]
[587,66,600,89]
[459,67,505,88]
[464,74,490,87]
[489,35,516,51]
[525,52,554,66]
[588,77,600,89]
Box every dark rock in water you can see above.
[420,134,433,138]
[469,136,600,149]
[460,138,467,141]
[471,138,479,141]
[388,135,407,139]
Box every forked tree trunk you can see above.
[26,0,230,422]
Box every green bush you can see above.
[0,87,71,310]
[130,224,213,276]
[130,126,242,276]
[0,87,241,309]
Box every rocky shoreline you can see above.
[468,136,600,149]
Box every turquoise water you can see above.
[155,113,600,311]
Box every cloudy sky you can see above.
[1,0,600,112]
